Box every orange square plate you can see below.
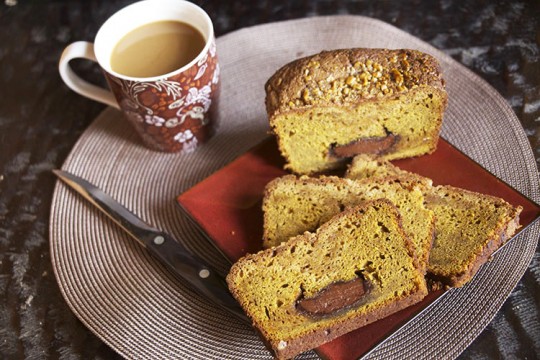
[177,137,540,359]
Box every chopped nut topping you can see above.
[271,49,440,109]
[391,69,404,84]
[397,84,407,92]
[301,89,310,102]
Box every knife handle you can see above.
[143,231,247,320]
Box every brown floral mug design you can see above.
[59,0,219,153]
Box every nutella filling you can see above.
[330,132,399,159]
[296,277,371,317]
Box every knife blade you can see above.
[53,169,247,321]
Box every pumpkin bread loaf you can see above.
[345,155,523,287]
[227,200,428,359]
[265,48,448,175]
[262,174,435,273]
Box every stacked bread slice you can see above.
[227,154,522,359]
[262,175,435,274]
[345,155,523,287]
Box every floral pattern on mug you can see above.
[106,36,220,153]
[174,129,198,153]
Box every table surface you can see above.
[1,0,539,359]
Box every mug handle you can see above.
[58,41,119,109]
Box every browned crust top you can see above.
[265,48,447,118]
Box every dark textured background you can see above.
[1,0,539,359]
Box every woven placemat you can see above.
[50,16,540,359]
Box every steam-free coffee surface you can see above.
[111,20,205,78]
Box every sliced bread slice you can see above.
[227,200,428,359]
[262,174,435,273]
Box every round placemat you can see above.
[50,16,540,359]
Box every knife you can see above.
[53,169,247,321]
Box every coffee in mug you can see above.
[59,0,219,153]
[110,20,206,78]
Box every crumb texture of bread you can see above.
[262,175,435,272]
[345,155,523,287]
[265,48,448,175]
[424,185,522,286]
[226,200,427,359]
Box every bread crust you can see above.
[265,48,447,118]
[273,287,426,359]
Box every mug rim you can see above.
[94,0,214,82]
